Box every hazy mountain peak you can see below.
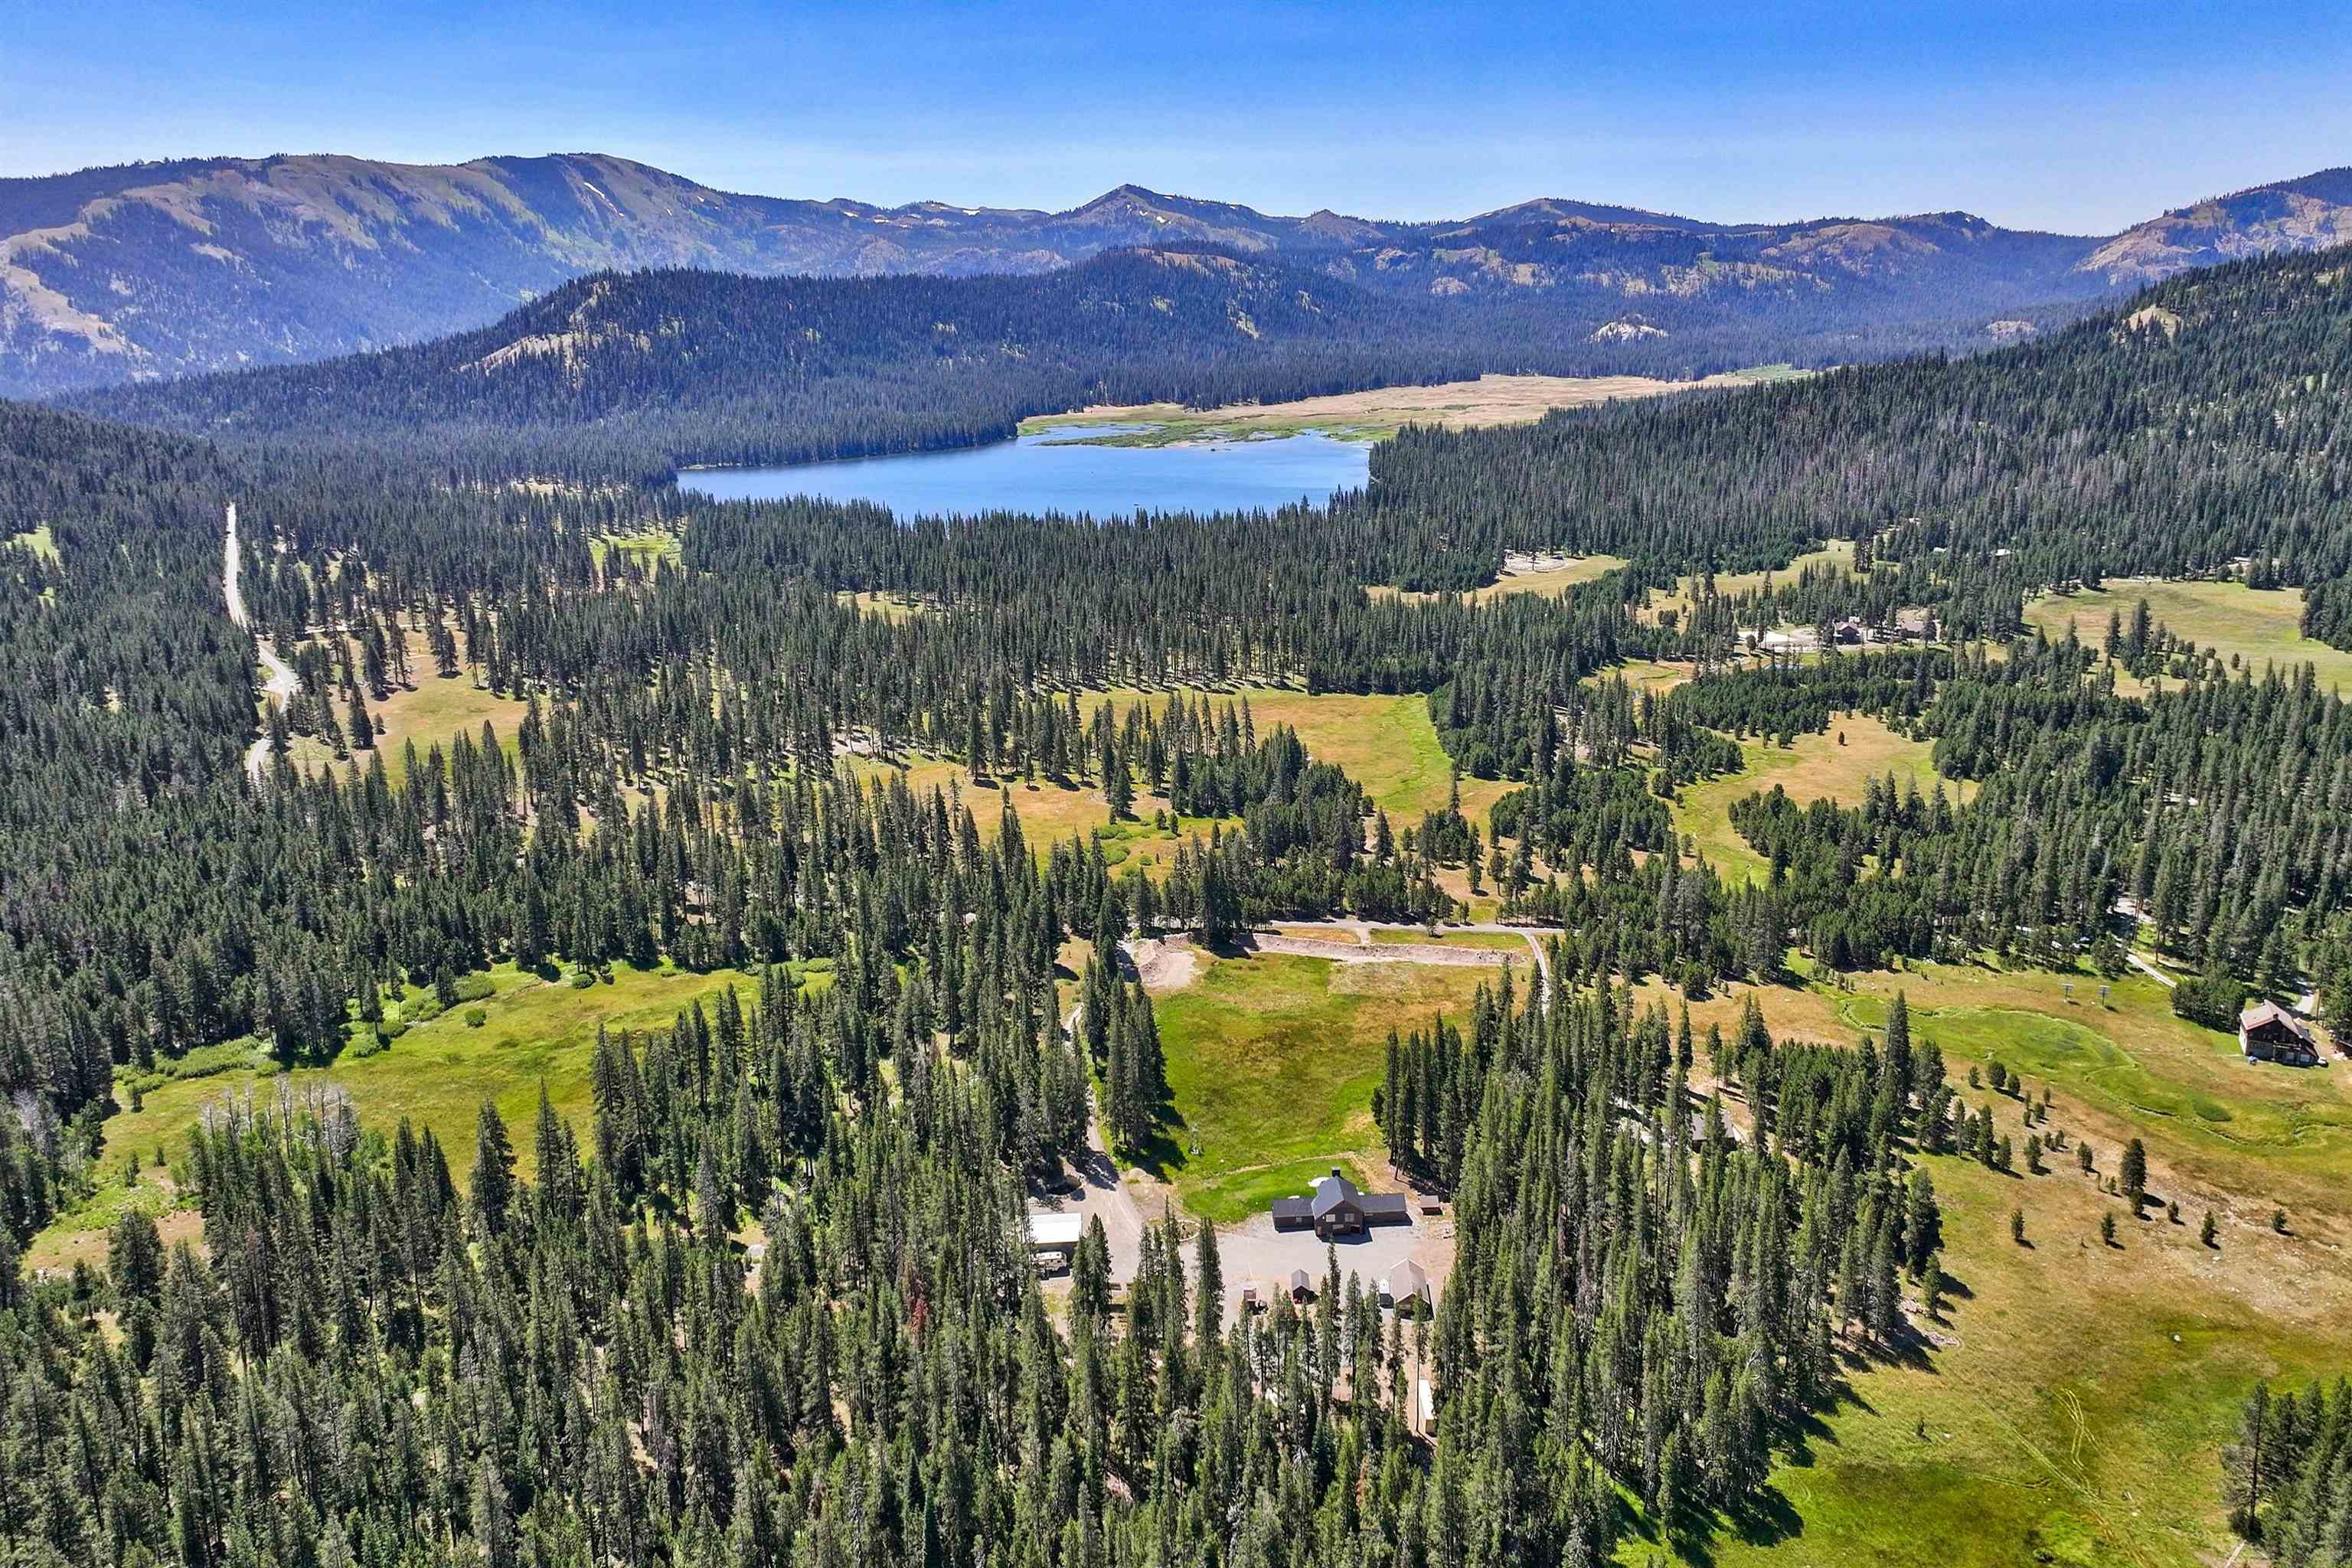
[5,149,2348,399]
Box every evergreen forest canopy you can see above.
[0,240,2350,1563]
[69,247,1772,485]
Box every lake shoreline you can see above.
[674,425,1369,517]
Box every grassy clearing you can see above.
[1643,958,2352,1225]
[844,753,1233,875]
[283,628,531,782]
[852,686,1510,867]
[28,960,798,1272]
[1670,714,1964,884]
[1627,955,2352,1566]
[1704,1137,2352,1567]
[1370,552,1632,606]
[1647,540,1855,624]
[1233,688,1514,828]
[1150,950,1494,1222]
[1585,658,1697,697]
[1021,368,1805,446]
[2023,579,2352,691]
[8,524,59,564]
[588,528,682,573]
[839,590,929,624]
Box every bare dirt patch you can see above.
[1129,935,1200,993]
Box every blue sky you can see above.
[6,2,2348,232]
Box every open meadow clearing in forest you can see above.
[27,959,822,1272]
[1367,550,1632,605]
[1020,367,1805,447]
[1623,955,2352,1565]
[1644,538,1856,623]
[1147,949,1494,1223]
[1586,656,1697,696]
[2022,578,2352,690]
[1669,712,1965,883]
[849,684,1514,872]
[279,626,531,782]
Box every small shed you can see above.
[1289,1269,1313,1303]
[2241,1002,2320,1066]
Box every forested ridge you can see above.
[70,248,1754,485]
[1357,248,2352,628]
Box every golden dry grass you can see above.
[854,687,1511,871]
[1024,368,1795,445]
[1645,539,1857,624]
[1583,657,1698,697]
[1369,551,1632,606]
[2022,579,2352,692]
[1670,714,1967,884]
[281,627,530,782]
[1622,956,2352,1566]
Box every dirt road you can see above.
[224,503,297,782]
[1249,920,1553,998]
[1044,1003,1150,1281]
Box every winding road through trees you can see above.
[224,503,298,782]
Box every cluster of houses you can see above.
[1024,1165,1440,1320]
[1749,607,1941,655]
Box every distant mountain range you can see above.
[5,151,2350,398]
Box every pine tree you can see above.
[471,1099,515,1238]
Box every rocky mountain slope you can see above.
[2074,167,2352,285]
[7,152,2351,397]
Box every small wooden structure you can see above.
[1289,1269,1312,1304]
[2240,1002,2321,1066]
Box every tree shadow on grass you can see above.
[1119,1109,1193,1185]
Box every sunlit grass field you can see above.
[29,959,819,1272]
[281,627,530,782]
[850,684,1515,871]
[2022,578,2352,691]
[1613,955,2352,1566]
[1668,714,1965,884]
[1149,950,1493,1223]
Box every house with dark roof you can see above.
[2241,1001,2321,1065]
[1271,1168,1411,1239]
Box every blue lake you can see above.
[675,427,1369,518]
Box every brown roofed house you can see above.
[2240,1001,2320,1066]
[1272,1169,1411,1240]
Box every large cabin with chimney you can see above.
[1272,1169,1410,1239]
[2240,1001,2321,1066]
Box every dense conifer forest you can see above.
[2,239,2350,1563]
